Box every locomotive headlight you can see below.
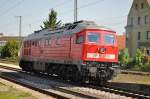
[100,48,106,53]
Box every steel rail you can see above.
[0,65,100,99]
[85,84,150,99]
[121,70,150,76]
[0,74,69,99]
[0,65,150,99]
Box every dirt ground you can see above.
[112,73,150,85]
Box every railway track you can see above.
[85,84,150,99]
[121,70,150,76]
[0,66,101,99]
[0,65,150,99]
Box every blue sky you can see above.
[0,0,133,36]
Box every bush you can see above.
[1,40,19,58]
[124,58,135,69]
[135,49,144,66]
[119,48,150,72]
[140,64,150,72]
[119,48,130,68]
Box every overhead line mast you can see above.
[15,16,22,45]
[74,0,78,22]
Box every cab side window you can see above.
[76,35,84,44]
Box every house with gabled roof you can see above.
[126,0,150,57]
[0,33,23,46]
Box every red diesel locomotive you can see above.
[19,21,119,84]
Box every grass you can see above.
[0,82,36,99]
[0,57,19,65]
[112,74,150,85]
[0,82,6,86]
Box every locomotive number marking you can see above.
[87,53,115,59]
[87,53,100,58]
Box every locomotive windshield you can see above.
[88,32,100,43]
[104,34,115,45]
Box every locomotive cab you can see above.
[77,29,119,83]
[83,30,118,62]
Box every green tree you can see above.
[119,48,130,67]
[135,49,144,66]
[41,9,61,29]
[1,40,19,58]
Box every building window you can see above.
[141,3,144,9]
[145,15,148,24]
[135,4,138,10]
[138,32,141,40]
[126,33,129,40]
[138,16,141,25]
[147,48,150,55]
[146,31,150,40]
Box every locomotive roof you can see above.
[24,20,115,41]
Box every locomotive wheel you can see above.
[21,62,33,72]
[25,62,33,72]
[89,77,96,84]
[33,69,39,74]
[65,66,71,80]
[99,79,107,86]
[61,67,68,80]
[72,71,81,82]
[48,67,53,75]
[71,66,81,82]
[21,66,26,71]
[19,60,26,71]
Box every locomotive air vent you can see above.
[65,23,72,27]
[34,30,41,34]
[67,24,77,30]
[74,20,96,26]
[73,20,84,24]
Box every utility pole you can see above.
[15,16,22,45]
[74,0,77,22]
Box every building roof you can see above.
[132,0,150,6]
[117,35,126,50]
[147,0,150,5]
[0,36,24,41]
[128,0,150,16]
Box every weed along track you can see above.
[0,65,150,99]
